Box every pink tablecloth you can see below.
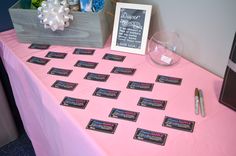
[0,30,236,156]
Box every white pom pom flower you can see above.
[38,0,73,31]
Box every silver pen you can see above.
[198,89,206,117]
[194,88,199,115]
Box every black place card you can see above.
[60,96,88,109]
[84,72,109,82]
[93,88,121,99]
[45,51,67,59]
[51,80,78,91]
[86,119,118,134]
[156,75,182,85]
[111,67,136,75]
[27,56,50,65]
[127,81,154,91]
[134,128,168,146]
[74,60,98,69]
[28,43,50,50]
[138,97,167,110]
[48,67,72,77]
[162,116,195,132]
[73,48,95,55]
[109,108,139,122]
[102,53,126,62]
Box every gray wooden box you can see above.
[9,1,115,48]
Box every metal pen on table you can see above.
[198,89,206,117]
[194,88,200,115]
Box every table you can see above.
[1,30,236,156]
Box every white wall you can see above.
[121,0,236,77]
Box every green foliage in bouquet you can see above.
[32,0,44,8]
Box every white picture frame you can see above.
[111,2,152,55]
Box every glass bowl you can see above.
[147,31,183,66]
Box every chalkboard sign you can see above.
[111,3,152,55]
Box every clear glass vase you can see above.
[148,31,183,66]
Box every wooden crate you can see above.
[9,0,115,48]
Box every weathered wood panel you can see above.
[9,1,114,48]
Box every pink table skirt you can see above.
[1,30,236,156]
